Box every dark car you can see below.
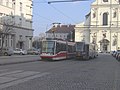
[117,54,120,61]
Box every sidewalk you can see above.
[0,55,41,66]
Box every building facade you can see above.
[75,0,120,52]
[46,25,75,41]
[0,0,33,50]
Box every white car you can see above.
[13,48,27,55]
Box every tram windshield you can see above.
[76,42,84,51]
[42,41,55,53]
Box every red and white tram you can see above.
[40,40,75,60]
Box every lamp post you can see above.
[70,31,73,41]
[51,23,61,40]
[52,29,55,39]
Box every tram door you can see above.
[85,44,89,59]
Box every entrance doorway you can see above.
[99,39,109,53]
[17,41,24,49]
[19,42,23,49]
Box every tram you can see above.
[75,42,98,60]
[40,40,75,60]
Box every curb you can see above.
[0,55,40,59]
[0,59,41,66]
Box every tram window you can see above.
[61,43,66,51]
[68,45,72,53]
[83,45,85,51]
[56,43,60,53]
[56,42,67,53]
[42,41,55,53]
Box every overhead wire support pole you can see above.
[48,0,89,4]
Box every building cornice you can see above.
[75,26,120,29]
[0,4,14,10]
[91,4,120,8]
[0,23,34,31]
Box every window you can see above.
[11,35,14,39]
[103,13,108,26]
[6,0,9,6]
[5,40,7,47]
[0,39,1,47]
[19,18,22,25]
[11,40,13,47]
[5,35,8,39]
[113,12,116,18]
[103,0,108,2]
[42,41,55,54]
[93,13,96,18]
[19,35,22,39]
[20,2,22,12]
[12,2,15,9]
[0,0,3,4]
[56,43,66,53]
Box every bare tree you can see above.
[0,15,15,55]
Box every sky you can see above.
[33,0,95,36]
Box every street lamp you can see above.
[52,28,55,39]
[51,23,61,40]
[70,31,73,41]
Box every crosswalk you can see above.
[0,69,49,89]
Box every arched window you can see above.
[103,13,108,26]
[93,13,96,18]
[103,0,108,2]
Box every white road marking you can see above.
[0,77,17,84]
[6,71,40,78]
[0,72,49,89]
[0,70,23,77]
[0,69,8,72]
[0,70,50,89]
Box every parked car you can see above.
[13,48,27,55]
[111,51,115,56]
[115,52,120,60]
[27,48,40,55]
[117,54,120,61]
[0,47,14,56]
[113,51,117,57]
[115,50,120,58]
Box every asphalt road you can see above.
[0,53,120,90]
[0,55,40,65]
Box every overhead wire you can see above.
[2,0,77,23]
[2,0,80,29]
[0,1,54,29]
[43,0,78,24]
[8,1,54,22]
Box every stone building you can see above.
[75,0,120,52]
[0,0,33,50]
[46,24,75,41]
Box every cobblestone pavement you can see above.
[0,53,120,90]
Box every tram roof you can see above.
[42,39,75,45]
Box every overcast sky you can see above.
[33,0,95,36]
